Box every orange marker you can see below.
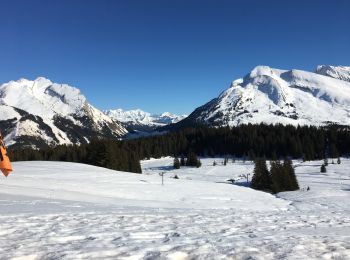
[0,132,13,177]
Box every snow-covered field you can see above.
[0,158,349,259]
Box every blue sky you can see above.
[0,0,349,115]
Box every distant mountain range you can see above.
[104,109,186,132]
[1,65,349,148]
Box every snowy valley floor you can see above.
[0,158,349,259]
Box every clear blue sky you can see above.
[0,0,349,115]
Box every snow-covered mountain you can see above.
[105,108,187,132]
[168,65,350,129]
[0,77,127,148]
[316,65,350,82]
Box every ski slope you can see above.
[0,158,349,259]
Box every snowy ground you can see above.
[0,158,349,259]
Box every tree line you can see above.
[8,123,350,173]
[124,124,350,161]
[8,138,142,173]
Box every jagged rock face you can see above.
[166,65,350,129]
[0,78,127,149]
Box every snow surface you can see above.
[0,158,349,259]
[105,108,187,127]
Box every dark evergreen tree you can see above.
[270,160,284,193]
[173,157,180,169]
[283,159,299,191]
[251,158,271,191]
[186,151,199,167]
[196,158,202,168]
[270,159,299,193]
[180,156,186,166]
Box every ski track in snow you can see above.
[0,158,349,259]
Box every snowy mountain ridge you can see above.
[105,108,187,131]
[169,65,350,128]
[316,65,350,82]
[0,77,127,148]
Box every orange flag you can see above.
[0,132,13,177]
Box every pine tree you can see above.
[270,159,299,193]
[180,156,186,166]
[196,158,202,168]
[251,158,272,191]
[186,151,199,167]
[270,161,283,193]
[283,159,299,191]
[173,157,180,169]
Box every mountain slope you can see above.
[0,77,127,148]
[316,65,350,82]
[166,65,350,129]
[105,108,186,132]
